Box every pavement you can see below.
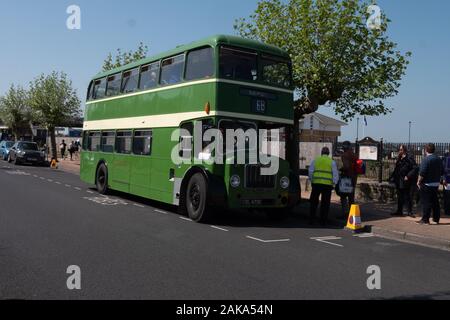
[302,186,450,252]
[1,161,450,299]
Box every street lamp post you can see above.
[408,121,412,145]
[356,118,360,143]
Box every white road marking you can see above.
[83,196,128,206]
[55,181,61,185]
[133,204,145,208]
[246,236,291,243]
[154,209,168,215]
[47,179,53,182]
[65,184,72,187]
[74,187,82,191]
[40,177,45,180]
[310,236,343,247]
[33,175,38,178]
[86,190,94,194]
[180,217,193,222]
[353,233,375,238]
[211,226,229,232]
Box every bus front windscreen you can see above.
[261,55,291,89]
[219,46,292,89]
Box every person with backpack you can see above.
[389,145,418,217]
[59,140,67,160]
[68,141,76,161]
[336,141,359,219]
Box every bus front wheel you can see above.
[186,173,210,222]
[96,163,109,195]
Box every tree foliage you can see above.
[0,85,32,139]
[102,42,149,72]
[28,72,81,159]
[234,0,411,121]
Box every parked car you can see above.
[7,141,45,166]
[0,141,15,160]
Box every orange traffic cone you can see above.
[50,158,58,169]
[346,204,364,233]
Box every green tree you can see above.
[102,42,149,72]
[0,85,32,140]
[28,72,81,160]
[235,0,411,173]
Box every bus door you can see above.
[130,130,153,198]
[111,130,132,193]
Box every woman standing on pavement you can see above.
[390,145,418,217]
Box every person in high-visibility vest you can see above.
[308,147,340,226]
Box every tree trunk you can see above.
[287,112,301,176]
[49,127,58,161]
[286,97,320,192]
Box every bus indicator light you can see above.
[205,102,211,115]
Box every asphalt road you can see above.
[0,162,449,300]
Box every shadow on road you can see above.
[98,189,344,230]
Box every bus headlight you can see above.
[280,176,290,189]
[230,175,241,188]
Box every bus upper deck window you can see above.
[160,55,185,86]
[121,68,139,93]
[185,47,214,81]
[139,62,160,90]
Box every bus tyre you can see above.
[96,163,109,195]
[186,173,210,222]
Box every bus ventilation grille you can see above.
[245,165,276,189]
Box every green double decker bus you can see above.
[81,35,299,222]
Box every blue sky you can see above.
[0,0,449,142]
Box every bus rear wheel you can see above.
[186,173,210,222]
[96,163,109,195]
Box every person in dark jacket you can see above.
[443,152,450,216]
[417,143,445,225]
[390,145,418,217]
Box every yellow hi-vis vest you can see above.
[312,155,334,186]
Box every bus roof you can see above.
[92,35,290,80]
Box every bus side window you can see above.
[160,55,185,86]
[121,68,140,93]
[87,81,93,101]
[101,131,115,153]
[89,132,101,152]
[185,47,214,81]
[93,78,107,99]
[179,122,193,158]
[82,131,89,150]
[116,131,132,154]
[106,73,122,97]
[133,130,152,156]
[139,62,160,90]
